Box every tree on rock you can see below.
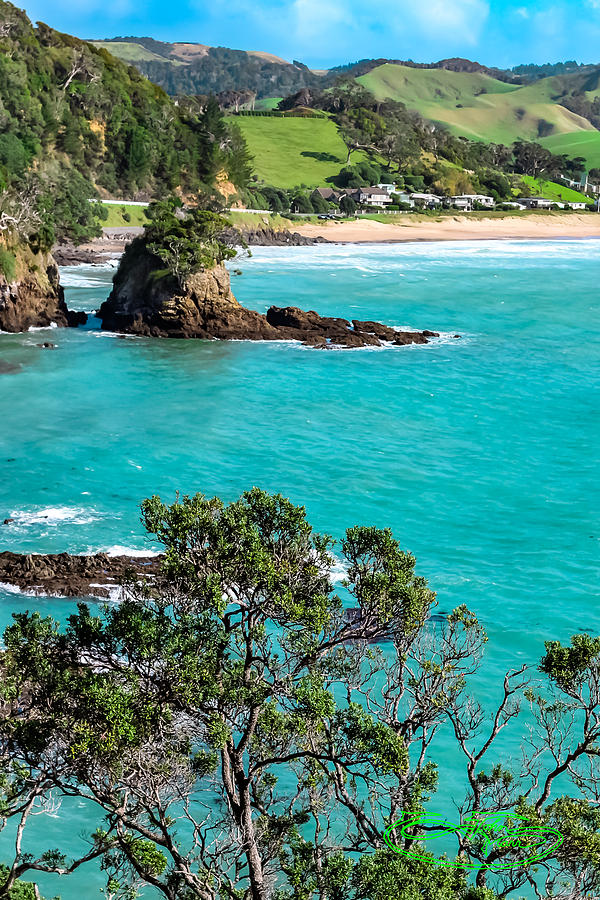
[143,197,237,285]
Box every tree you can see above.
[2,490,600,900]
[340,195,357,216]
[292,194,314,214]
[143,197,237,283]
[310,190,329,213]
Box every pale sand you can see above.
[295,214,600,244]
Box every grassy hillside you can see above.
[520,176,591,203]
[227,115,365,188]
[540,131,600,168]
[357,64,596,145]
[89,40,182,64]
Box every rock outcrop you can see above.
[0,245,87,333]
[98,238,443,349]
[0,550,162,598]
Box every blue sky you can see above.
[21,0,600,69]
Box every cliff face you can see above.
[0,246,87,333]
[98,238,443,349]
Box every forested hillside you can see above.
[0,2,251,212]
[92,38,328,99]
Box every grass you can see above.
[520,176,591,203]
[540,131,600,169]
[100,204,150,227]
[254,97,283,110]
[227,115,368,189]
[357,64,595,145]
[226,211,316,228]
[91,41,179,64]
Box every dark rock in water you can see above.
[2,519,14,525]
[37,342,56,349]
[98,239,439,350]
[0,550,163,598]
[221,225,327,247]
[0,361,21,374]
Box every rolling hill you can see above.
[227,115,368,188]
[356,64,596,146]
[91,38,327,99]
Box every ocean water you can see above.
[0,240,598,897]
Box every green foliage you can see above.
[540,634,600,692]
[0,1,253,249]
[143,197,237,283]
[0,249,16,281]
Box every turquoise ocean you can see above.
[0,240,598,897]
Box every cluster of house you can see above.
[315,183,591,212]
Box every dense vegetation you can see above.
[137,197,237,284]
[234,78,595,209]
[1,488,600,900]
[0,2,252,254]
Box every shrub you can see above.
[0,249,17,282]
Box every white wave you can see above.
[88,583,123,603]
[27,323,58,332]
[330,558,348,584]
[97,545,161,558]
[7,506,105,528]
[0,581,71,600]
[0,581,39,597]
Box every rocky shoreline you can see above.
[98,240,446,348]
[0,551,162,599]
[54,225,326,266]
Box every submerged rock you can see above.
[0,248,88,333]
[0,550,162,598]
[98,238,439,349]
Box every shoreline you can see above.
[54,214,600,266]
[292,213,600,244]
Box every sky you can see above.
[19,0,600,69]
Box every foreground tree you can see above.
[1,490,600,900]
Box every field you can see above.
[254,97,283,110]
[91,41,183,64]
[540,131,600,169]
[99,204,150,227]
[357,65,595,145]
[227,115,367,188]
[520,176,591,203]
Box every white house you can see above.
[376,183,397,194]
[452,194,495,209]
[567,200,588,210]
[359,187,394,208]
[518,197,553,209]
[410,192,442,208]
[450,197,472,211]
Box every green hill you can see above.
[357,64,596,145]
[540,131,600,169]
[228,115,365,188]
[92,38,327,99]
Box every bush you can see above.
[0,249,17,282]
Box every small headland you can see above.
[96,202,443,349]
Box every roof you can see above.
[361,187,390,196]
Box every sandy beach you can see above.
[294,213,600,243]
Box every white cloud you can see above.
[514,6,530,19]
[407,0,490,45]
